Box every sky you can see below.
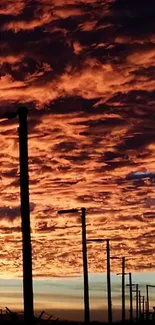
[1,273,155,322]
[0,0,155,321]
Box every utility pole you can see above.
[146,285,155,321]
[122,257,125,323]
[58,208,90,323]
[81,208,90,324]
[0,108,34,323]
[142,296,145,320]
[139,290,141,320]
[87,238,112,324]
[129,272,133,322]
[18,107,34,324]
[136,284,139,323]
[146,285,149,320]
[116,257,128,323]
[131,284,139,323]
[106,239,112,324]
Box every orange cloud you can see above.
[0,0,155,278]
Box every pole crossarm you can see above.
[87,238,108,242]
[58,208,79,214]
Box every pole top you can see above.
[17,106,29,116]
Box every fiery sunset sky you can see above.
[0,0,155,319]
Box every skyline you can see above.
[0,0,155,321]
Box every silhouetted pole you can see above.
[58,208,90,323]
[136,284,139,323]
[146,285,155,321]
[139,291,141,319]
[122,257,125,323]
[116,257,128,322]
[18,107,34,323]
[146,285,149,320]
[106,239,112,324]
[129,272,133,322]
[81,208,90,323]
[142,296,145,319]
[87,238,112,323]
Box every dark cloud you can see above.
[0,203,36,221]
[54,141,78,152]
[0,206,21,220]
[117,131,155,151]
[0,226,21,233]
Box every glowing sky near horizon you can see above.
[1,272,155,322]
[0,0,155,316]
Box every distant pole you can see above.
[106,239,112,324]
[129,272,133,322]
[18,107,34,323]
[146,285,149,320]
[122,257,125,322]
[81,208,90,323]
[142,296,145,319]
[139,291,141,319]
[136,284,139,323]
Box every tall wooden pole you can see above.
[106,239,112,324]
[129,272,133,322]
[146,285,149,320]
[139,291,141,320]
[81,208,90,323]
[142,296,145,319]
[18,107,34,323]
[136,284,139,323]
[122,257,125,322]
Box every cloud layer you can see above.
[0,0,155,277]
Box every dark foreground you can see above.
[1,309,155,325]
[0,320,155,325]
